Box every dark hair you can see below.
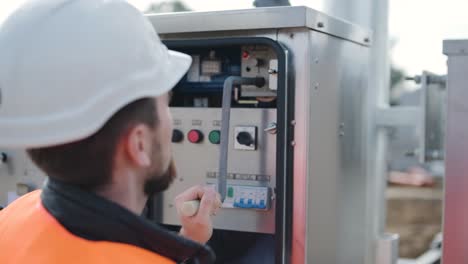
[27,98,157,190]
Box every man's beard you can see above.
[143,158,176,196]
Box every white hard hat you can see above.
[0,0,191,148]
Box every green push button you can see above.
[227,187,234,198]
[208,130,221,144]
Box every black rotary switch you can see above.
[236,131,254,146]
[172,129,184,143]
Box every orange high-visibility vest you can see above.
[0,191,175,264]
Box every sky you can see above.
[1,0,467,76]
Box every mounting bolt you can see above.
[264,122,278,135]
[317,22,324,28]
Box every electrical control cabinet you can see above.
[148,7,373,264]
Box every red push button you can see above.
[188,129,203,143]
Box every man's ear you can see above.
[123,124,152,168]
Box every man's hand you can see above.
[175,185,222,244]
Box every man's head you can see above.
[0,0,193,199]
[27,94,175,196]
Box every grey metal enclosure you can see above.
[147,6,377,264]
[442,39,468,264]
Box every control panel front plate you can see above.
[157,108,277,234]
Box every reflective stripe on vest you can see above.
[0,190,175,264]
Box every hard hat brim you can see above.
[162,50,192,96]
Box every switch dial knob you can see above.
[236,131,254,146]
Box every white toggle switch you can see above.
[268,59,278,91]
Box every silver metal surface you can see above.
[443,39,468,55]
[324,2,392,264]
[275,25,371,263]
[442,39,468,264]
[147,6,371,46]
[419,72,447,162]
[376,107,422,127]
[378,71,447,166]
[275,28,310,264]
[376,234,399,264]
[310,30,369,264]
[159,108,277,234]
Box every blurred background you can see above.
[1,0,467,259]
